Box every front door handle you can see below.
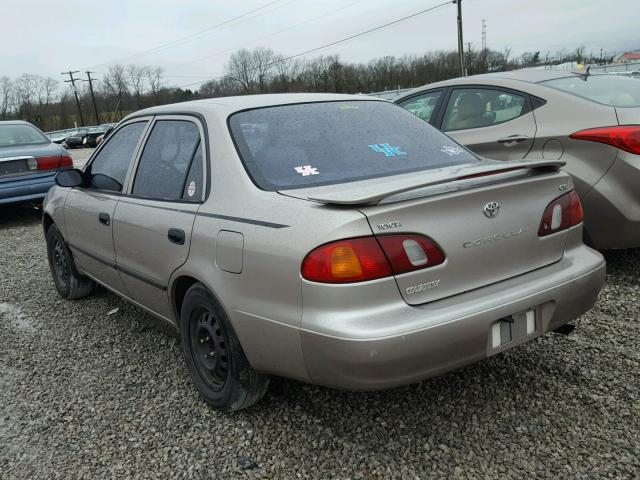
[168,228,185,245]
[98,212,110,226]
[497,135,529,147]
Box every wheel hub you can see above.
[191,309,228,388]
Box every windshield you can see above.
[0,124,49,147]
[540,74,640,107]
[228,101,477,190]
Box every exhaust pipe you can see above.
[553,324,575,335]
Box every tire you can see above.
[46,224,94,299]
[180,283,269,411]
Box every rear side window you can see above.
[397,90,442,124]
[228,101,477,190]
[443,88,527,131]
[540,74,640,107]
[88,121,147,192]
[132,120,203,201]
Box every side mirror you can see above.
[55,169,83,188]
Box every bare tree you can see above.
[252,47,276,93]
[103,65,129,115]
[127,64,148,108]
[0,77,13,120]
[146,66,164,102]
[226,49,258,92]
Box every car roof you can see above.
[0,120,34,126]
[395,69,585,100]
[125,93,386,119]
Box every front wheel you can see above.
[46,224,94,299]
[180,283,269,411]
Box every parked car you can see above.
[43,94,605,411]
[64,127,94,148]
[95,124,116,147]
[0,120,73,205]
[394,71,640,249]
[85,123,116,148]
[47,128,76,145]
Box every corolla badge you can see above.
[483,201,500,218]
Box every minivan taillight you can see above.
[301,235,445,284]
[538,190,583,237]
[570,125,640,155]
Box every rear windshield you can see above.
[540,74,640,107]
[228,101,477,190]
[0,124,49,147]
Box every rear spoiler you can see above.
[285,159,565,206]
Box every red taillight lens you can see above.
[301,234,446,284]
[59,155,73,168]
[301,237,391,283]
[538,190,584,237]
[36,155,73,170]
[377,234,445,274]
[570,125,640,155]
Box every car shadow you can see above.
[0,204,43,228]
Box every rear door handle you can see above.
[497,135,529,146]
[98,212,110,226]
[168,228,185,245]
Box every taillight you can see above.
[301,234,445,284]
[570,125,640,155]
[538,190,583,237]
[59,155,73,168]
[377,234,445,274]
[35,155,73,171]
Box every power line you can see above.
[88,0,289,70]
[177,0,453,89]
[164,0,366,73]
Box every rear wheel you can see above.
[46,224,94,299]
[180,283,269,411]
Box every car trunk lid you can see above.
[285,160,571,306]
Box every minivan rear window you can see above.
[540,74,640,107]
[228,101,477,190]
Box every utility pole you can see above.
[481,19,487,52]
[83,71,101,125]
[453,0,465,76]
[600,48,603,65]
[62,71,85,126]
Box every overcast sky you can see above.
[2,0,638,88]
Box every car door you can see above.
[440,87,537,161]
[395,90,445,126]
[112,117,206,321]
[64,119,150,294]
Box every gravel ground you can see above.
[0,202,639,480]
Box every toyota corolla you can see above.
[43,94,605,411]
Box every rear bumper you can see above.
[583,153,640,249]
[300,236,605,391]
[0,173,56,205]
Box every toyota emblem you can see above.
[483,201,500,218]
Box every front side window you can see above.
[540,74,640,107]
[229,100,477,190]
[87,121,147,192]
[132,120,203,201]
[442,88,527,131]
[397,90,442,124]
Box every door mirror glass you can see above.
[55,168,83,187]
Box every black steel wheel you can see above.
[180,282,269,411]
[46,224,94,299]
[189,306,229,390]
